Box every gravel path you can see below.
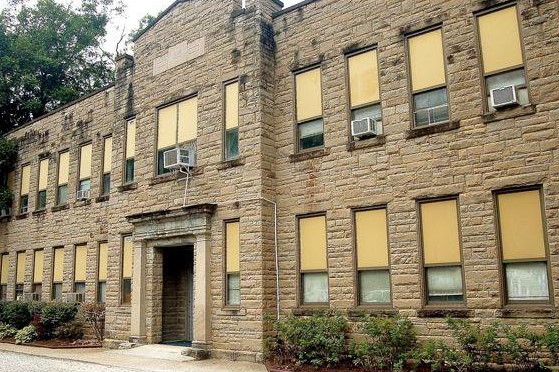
[0,351,138,372]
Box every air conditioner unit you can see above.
[163,147,196,170]
[0,208,11,217]
[66,293,84,303]
[351,117,383,138]
[22,293,40,302]
[490,85,518,108]
[76,189,90,201]
[20,206,28,214]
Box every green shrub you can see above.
[501,324,543,370]
[0,322,17,339]
[350,315,416,371]
[2,301,31,329]
[412,340,472,372]
[447,318,504,367]
[80,302,105,342]
[268,311,348,367]
[27,301,45,317]
[541,325,559,365]
[53,321,83,341]
[14,324,37,345]
[40,302,79,332]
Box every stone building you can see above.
[0,0,558,361]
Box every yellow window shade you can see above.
[355,209,389,269]
[157,105,176,149]
[299,215,327,271]
[408,29,446,92]
[74,245,87,282]
[122,236,133,279]
[103,137,112,174]
[38,159,49,191]
[225,82,239,130]
[7,171,14,191]
[348,50,380,107]
[126,120,136,158]
[226,222,240,273]
[98,243,108,281]
[1,254,9,284]
[58,152,69,185]
[177,97,198,143]
[20,165,31,195]
[421,199,461,265]
[53,248,64,282]
[16,252,25,284]
[498,190,546,260]
[33,250,44,284]
[478,6,523,74]
[296,68,323,122]
[79,144,92,180]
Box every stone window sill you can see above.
[347,307,398,319]
[218,307,247,316]
[217,157,245,170]
[15,213,28,220]
[482,104,536,124]
[51,204,69,213]
[0,215,11,223]
[73,199,92,208]
[118,182,138,192]
[95,195,110,203]
[496,307,555,319]
[292,306,330,316]
[289,148,329,163]
[417,308,472,318]
[406,120,460,139]
[149,167,204,186]
[32,209,47,217]
[347,135,386,152]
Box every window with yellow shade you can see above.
[224,81,240,160]
[56,151,69,205]
[0,253,9,301]
[495,188,550,303]
[52,247,64,301]
[121,236,133,305]
[97,242,108,303]
[347,49,382,138]
[36,158,49,210]
[15,251,25,299]
[477,5,528,111]
[295,68,324,151]
[101,137,112,196]
[354,208,390,305]
[74,244,87,301]
[298,215,328,304]
[156,97,198,174]
[419,199,464,304]
[33,250,44,299]
[19,164,31,213]
[407,28,450,127]
[124,119,136,184]
[225,221,240,306]
[78,144,92,198]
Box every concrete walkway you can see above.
[0,343,267,372]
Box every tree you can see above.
[0,0,123,133]
[128,12,160,42]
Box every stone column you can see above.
[129,239,146,343]
[191,233,211,353]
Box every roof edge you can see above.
[132,0,187,43]
[272,0,321,18]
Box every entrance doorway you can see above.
[161,246,194,345]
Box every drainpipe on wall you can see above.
[238,196,280,320]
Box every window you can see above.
[121,236,133,305]
[347,49,382,136]
[156,97,198,175]
[407,29,449,127]
[225,221,240,306]
[36,159,48,209]
[124,119,136,183]
[33,250,43,300]
[224,81,240,160]
[77,144,92,197]
[295,68,324,151]
[477,5,528,111]
[74,245,87,301]
[52,247,64,301]
[56,151,69,205]
[19,164,30,213]
[419,199,464,304]
[0,254,9,301]
[97,242,108,303]
[298,215,328,304]
[355,208,391,305]
[101,137,112,196]
[15,252,25,299]
[495,189,550,303]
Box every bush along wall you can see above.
[266,312,559,371]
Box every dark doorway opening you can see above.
[161,246,194,344]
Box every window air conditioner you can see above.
[76,189,90,201]
[163,147,196,170]
[351,117,383,138]
[490,85,518,109]
[65,293,84,303]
